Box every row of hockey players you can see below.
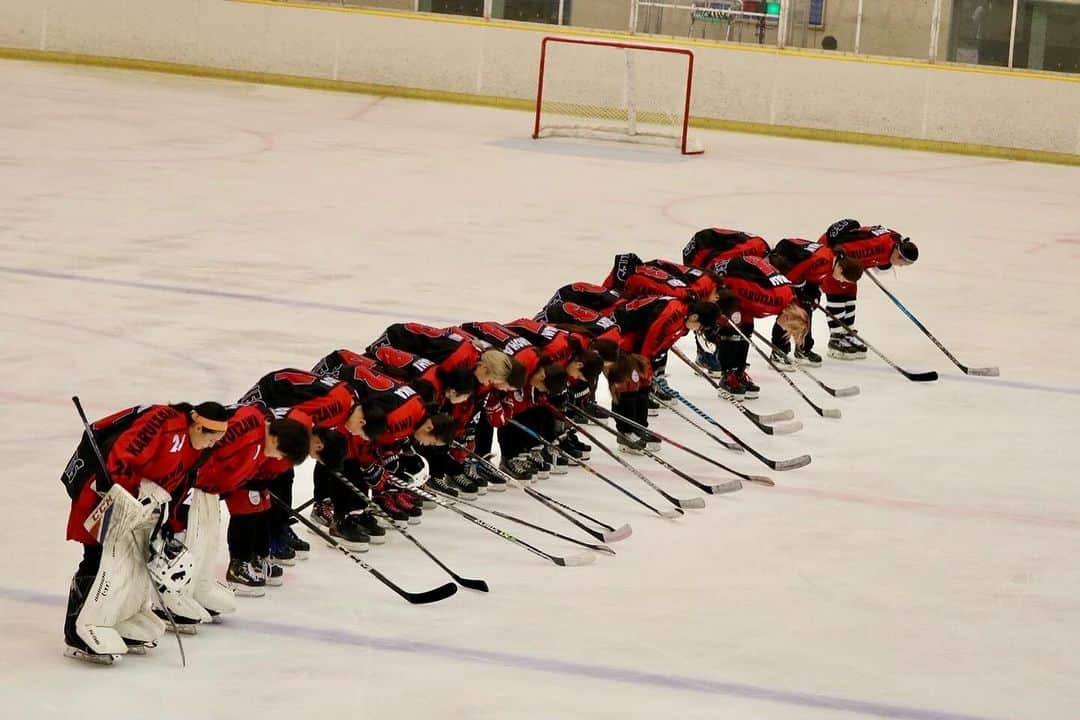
[58,217,915,664]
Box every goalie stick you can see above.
[670,346,803,435]
[652,380,811,471]
[865,270,1000,377]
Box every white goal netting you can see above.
[532,37,703,155]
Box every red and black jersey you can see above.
[715,255,796,319]
[767,238,836,287]
[683,228,770,269]
[366,323,477,366]
[239,369,356,430]
[602,253,696,300]
[336,364,429,452]
[313,347,436,387]
[644,259,718,300]
[820,219,902,269]
[196,404,275,496]
[503,318,584,367]
[67,404,207,544]
[611,296,692,359]
[538,282,622,317]
[533,301,622,343]
[457,321,543,379]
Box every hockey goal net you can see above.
[532,37,703,155]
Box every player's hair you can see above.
[588,338,621,363]
[313,427,347,470]
[897,238,919,263]
[575,349,606,383]
[478,349,514,385]
[411,379,438,404]
[357,400,388,442]
[712,288,738,317]
[836,256,864,283]
[173,401,229,433]
[688,300,721,327]
[606,353,647,387]
[269,418,311,465]
[428,413,457,444]
[437,365,477,397]
[506,358,529,390]
[537,363,568,396]
[767,252,795,274]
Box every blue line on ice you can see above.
[2,264,1073,398]
[1,586,996,720]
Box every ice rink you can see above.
[2,59,1079,720]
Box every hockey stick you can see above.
[544,410,678,518]
[71,396,187,667]
[573,404,742,495]
[550,410,690,516]
[723,320,842,419]
[269,492,458,604]
[865,271,1000,377]
[814,302,938,382]
[670,346,802,435]
[749,329,860,398]
[331,470,488,593]
[503,424,633,543]
[455,442,626,545]
[592,401,771,488]
[653,379,811,471]
[406,484,597,565]
[416,484,615,556]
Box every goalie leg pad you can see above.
[186,489,236,616]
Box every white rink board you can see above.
[1,60,1079,720]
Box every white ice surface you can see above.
[1,60,1079,720]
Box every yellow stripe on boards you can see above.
[1,46,1077,167]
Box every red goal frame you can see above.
[532,36,702,156]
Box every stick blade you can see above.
[602,523,633,543]
[903,370,939,382]
[964,366,1000,377]
[755,409,795,423]
[659,508,684,519]
[457,578,490,593]
[676,497,707,509]
[762,420,803,435]
[708,478,743,494]
[820,408,843,419]
[770,454,812,471]
[404,582,459,605]
[746,475,775,486]
[829,386,861,397]
[555,553,596,567]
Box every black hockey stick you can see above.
[814,303,938,382]
[270,492,458,604]
[550,410,688,516]
[670,346,802,435]
[501,426,633,543]
[331,470,488,592]
[590,402,770,488]
[723,319,842,419]
[749,328,860,398]
[653,380,811,471]
[648,394,775,486]
[406,484,597,565]
[416,484,614,556]
[454,442,626,544]
[72,396,187,666]
[573,404,742,495]
[865,271,1000,376]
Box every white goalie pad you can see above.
[186,489,236,616]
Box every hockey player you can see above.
[538,282,623,317]
[602,252,727,304]
[61,401,229,664]
[819,219,919,359]
[682,227,770,269]
[766,238,864,367]
[701,255,809,396]
[192,405,312,597]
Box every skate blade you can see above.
[64,646,121,665]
